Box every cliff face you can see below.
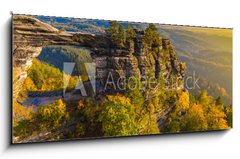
[91,33,185,94]
[12,15,185,99]
[13,15,76,98]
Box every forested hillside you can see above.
[157,25,232,105]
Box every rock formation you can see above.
[12,15,185,99]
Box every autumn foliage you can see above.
[12,23,232,142]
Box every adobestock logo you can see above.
[184,71,200,90]
[63,62,96,97]
[63,62,201,98]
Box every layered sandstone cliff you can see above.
[12,15,185,99]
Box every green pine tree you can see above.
[118,25,126,47]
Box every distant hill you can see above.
[157,25,232,100]
[37,45,93,76]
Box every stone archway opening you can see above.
[18,44,98,108]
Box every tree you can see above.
[106,21,119,46]
[34,99,67,130]
[118,25,126,47]
[13,99,67,139]
[143,23,161,60]
[136,92,161,134]
[98,95,138,136]
[138,109,160,135]
[125,76,144,107]
[206,105,229,130]
[13,101,33,126]
[183,104,208,131]
[225,106,232,127]
[198,90,213,110]
[77,99,85,110]
[126,24,136,43]
[82,97,102,136]
[75,122,86,137]
[164,92,183,133]
[189,93,196,104]
[176,91,190,112]
[143,24,161,48]
[125,76,160,135]
[27,59,63,91]
[106,21,126,48]
[165,109,182,133]
[215,96,224,111]
[215,96,223,106]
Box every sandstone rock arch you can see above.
[12,15,185,100]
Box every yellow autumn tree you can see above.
[176,91,190,112]
[98,95,138,136]
[207,105,229,130]
[138,100,160,135]
[34,99,67,131]
[198,90,213,110]
[12,101,33,126]
[183,104,208,131]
